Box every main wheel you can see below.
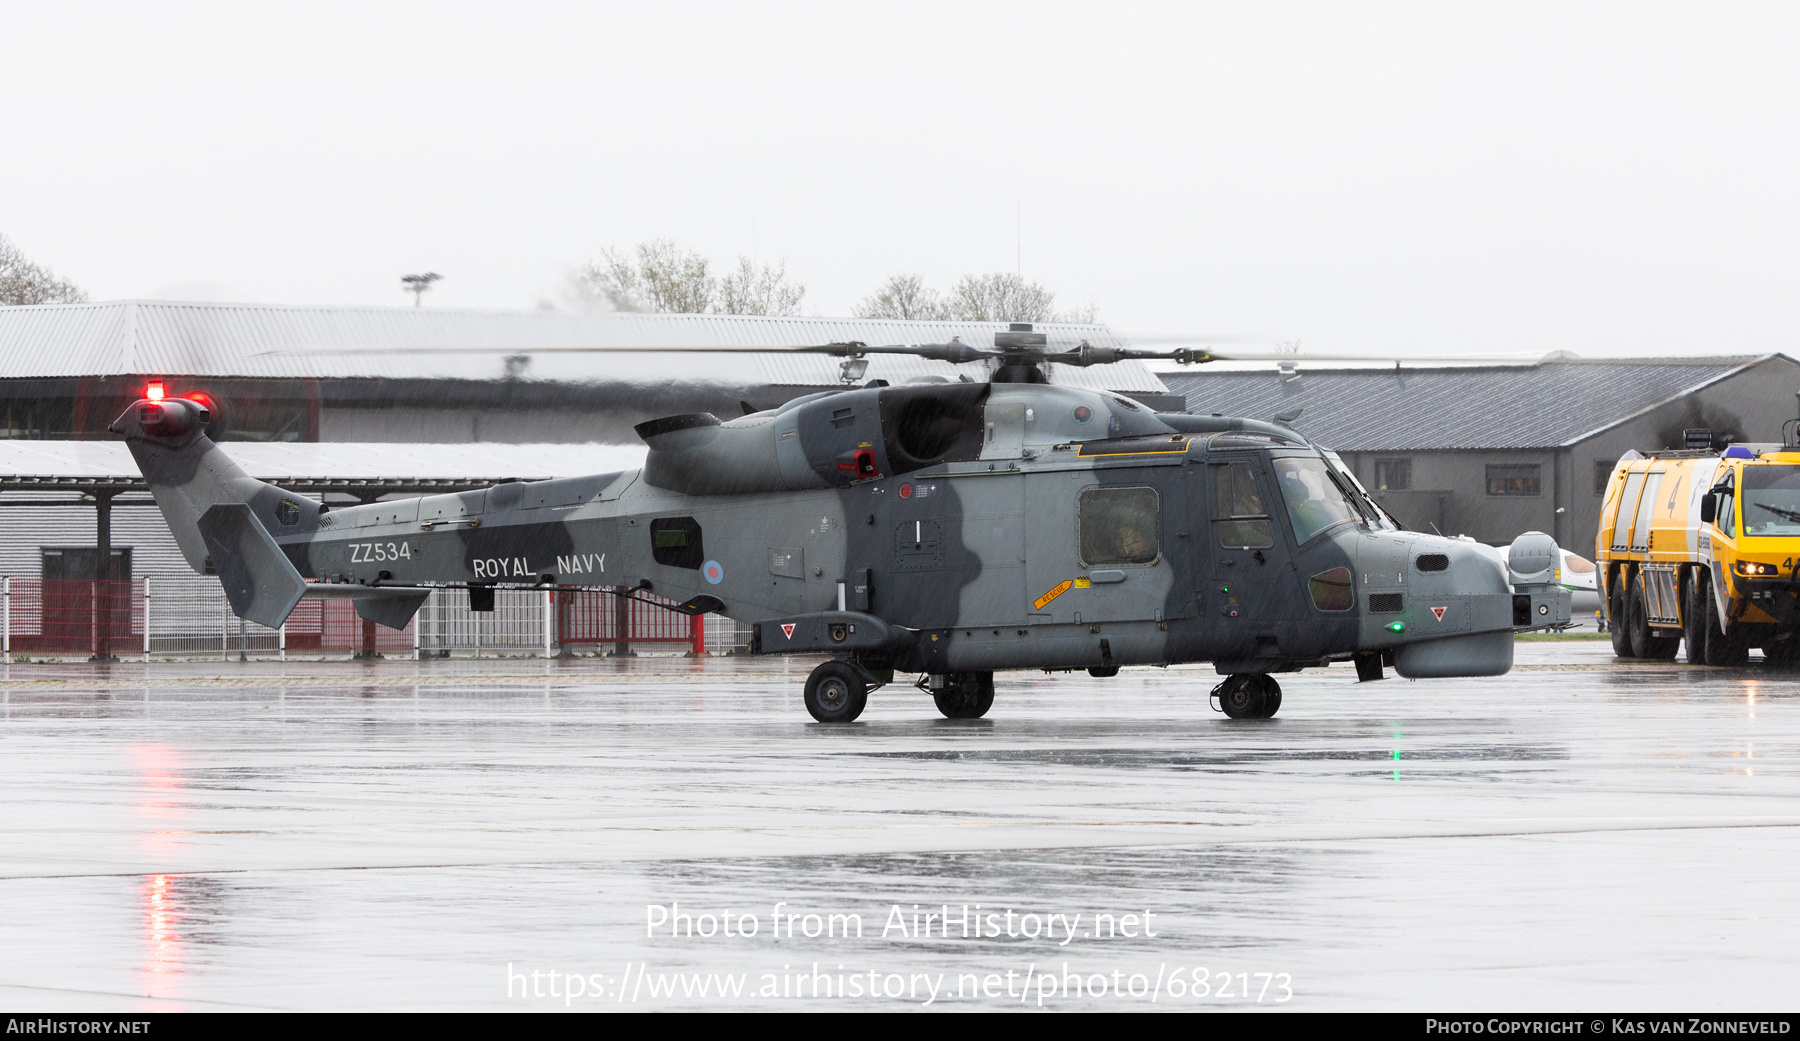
[1683,570,1709,664]
[1610,580,1634,658]
[1703,582,1749,667]
[933,672,994,719]
[803,661,868,723]
[1087,665,1120,678]
[1215,674,1274,719]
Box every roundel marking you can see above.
[899,483,913,499]
[1073,405,1093,423]
[703,560,725,584]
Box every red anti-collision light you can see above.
[145,381,165,401]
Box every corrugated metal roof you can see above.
[1162,356,1792,450]
[0,441,647,481]
[0,302,1168,393]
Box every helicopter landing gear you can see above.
[803,661,869,723]
[932,672,994,719]
[1212,673,1282,719]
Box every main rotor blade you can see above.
[249,341,1001,362]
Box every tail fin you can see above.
[113,397,430,632]
[197,503,308,628]
[109,397,325,574]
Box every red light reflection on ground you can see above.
[139,872,186,995]
[131,743,193,1000]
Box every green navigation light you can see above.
[1387,621,1405,632]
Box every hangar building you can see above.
[1163,354,1800,558]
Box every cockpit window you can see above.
[1273,457,1361,543]
[1213,462,1274,549]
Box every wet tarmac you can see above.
[1,640,1796,1011]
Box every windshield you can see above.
[1741,464,1800,535]
[1324,450,1398,530]
[1272,456,1362,543]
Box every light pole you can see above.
[401,272,442,307]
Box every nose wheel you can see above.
[803,661,869,723]
[1212,673,1282,719]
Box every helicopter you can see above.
[110,323,1573,722]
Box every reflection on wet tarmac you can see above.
[1,641,1798,1010]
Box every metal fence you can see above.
[0,576,752,660]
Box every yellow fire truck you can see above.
[1598,437,1800,665]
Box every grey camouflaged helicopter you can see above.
[111,324,1572,722]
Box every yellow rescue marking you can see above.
[1033,580,1074,610]
[1073,577,1091,588]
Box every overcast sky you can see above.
[3,1,1796,359]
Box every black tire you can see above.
[804,661,868,723]
[1255,676,1283,718]
[933,672,994,719]
[1610,580,1634,658]
[1626,583,1653,658]
[1703,582,1749,667]
[1087,665,1120,678]
[1353,651,1385,682]
[1215,674,1267,719]
[1683,570,1709,664]
[1760,637,1800,665]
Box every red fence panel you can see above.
[8,579,145,654]
[281,598,413,652]
[557,587,696,646]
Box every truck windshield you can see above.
[1272,456,1362,543]
[1741,465,1800,535]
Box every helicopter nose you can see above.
[1360,533,1570,679]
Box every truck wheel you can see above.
[1610,582,1634,658]
[803,661,868,723]
[1683,571,1709,664]
[1762,636,1800,665]
[1703,583,1749,667]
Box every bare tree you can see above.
[718,256,807,316]
[571,240,716,313]
[944,272,1060,323]
[571,241,807,316]
[0,233,87,305]
[853,273,949,320]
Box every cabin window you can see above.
[1715,470,1738,538]
[1078,487,1161,566]
[1214,462,1273,549]
[1374,458,1411,490]
[1486,464,1541,496]
[650,517,705,569]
